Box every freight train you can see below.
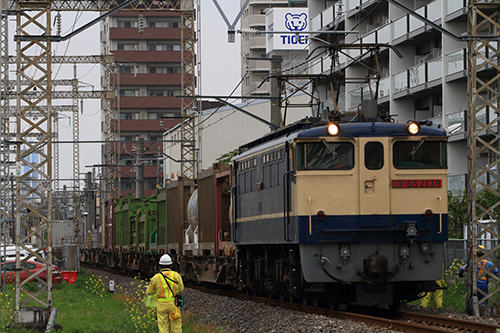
[82,116,448,309]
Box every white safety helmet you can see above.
[159,254,173,266]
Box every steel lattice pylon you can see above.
[180,1,196,179]
[104,53,116,198]
[467,0,500,315]
[1,0,197,324]
[0,0,10,245]
[14,1,54,319]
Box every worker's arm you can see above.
[146,275,157,295]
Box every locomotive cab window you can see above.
[296,141,354,170]
[393,140,447,169]
[365,142,384,170]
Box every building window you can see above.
[149,67,181,74]
[148,21,179,28]
[167,67,180,74]
[119,66,133,74]
[119,113,135,120]
[117,43,138,51]
[149,90,164,97]
[117,20,135,28]
[166,90,181,97]
[119,89,137,97]
[148,44,181,51]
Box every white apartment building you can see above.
[240,0,308,97]
[164,94,311,181]
[309,0,472,194]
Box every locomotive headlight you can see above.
[407,121,420,135]
[327,123,340,136]
[424,208,433,219]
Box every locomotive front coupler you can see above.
[405,221,418,243]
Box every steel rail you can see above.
[399,311,500,333]
[188,285,500,333]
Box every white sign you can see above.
[266,8,310,53]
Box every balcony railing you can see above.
[393,70,408,93]
[428,0,442,22]
[445,109,466,134]
[311,3,338,31]
[323,93,346,112]
[427,57,442,82]
[393,16,407,40]
[446,0,465,16]
[446,49,465,75]
[379,77,390,98]
[409,7,425,32]
[348,86,373,109]
[378,24,390,44]
[409,63,425,88]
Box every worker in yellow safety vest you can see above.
[146,254,184,333]
[420,280,443,308]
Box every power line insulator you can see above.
[55,12,62,36]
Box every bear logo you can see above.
[285,13,308,32]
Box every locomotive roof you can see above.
[297,122,447,138]
[234,121,446,161]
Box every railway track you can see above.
[189,285,500,333]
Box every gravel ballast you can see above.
[84,267,500,332]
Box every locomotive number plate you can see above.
[392,179,442,188]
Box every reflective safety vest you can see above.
[478,259,488,282]
[157,270,177,302]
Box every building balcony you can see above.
[110,27,182,40]
[246,81,270,95]
[249,36,266,50]
[248,14,265,28]
[117,165,162,179]
[118,73,183,86]
[118,96,181,109]
[112,50,187,63]
[391,56,442,99]
[445,47,495,83]
[311,3,340,31]
[247,59,269,72]
[445,0,466,22]
[116,118,181,132]
[115,141,164,155]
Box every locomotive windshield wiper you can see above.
[321,139,337,157]
[410,138,425,157]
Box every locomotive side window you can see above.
[296,142,354,170]
[365,142,384,170]
[393,140,447,169]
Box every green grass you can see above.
[409,258,468,313]
[0,270,225,333]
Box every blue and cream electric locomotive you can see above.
[231,118,448,308]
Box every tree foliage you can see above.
[447,190,500,239]
[216,148,245,166]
